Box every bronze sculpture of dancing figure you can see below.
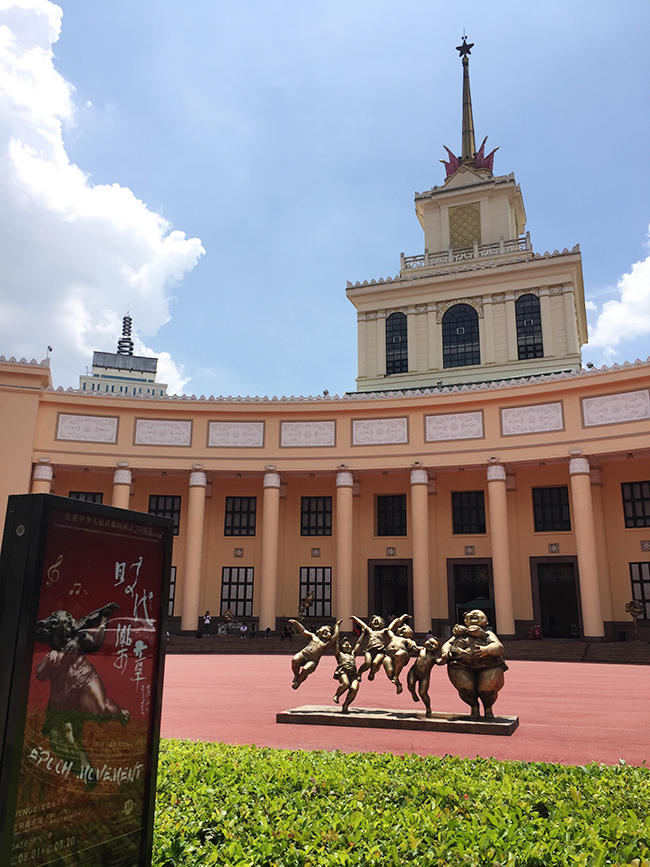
[407,636,440,717]
[351,613,410,681]
[332,631,364,713]
[289,619,340,689]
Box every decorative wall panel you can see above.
[501,402,563,436]
[280,421,336,447]
[425,411,483,442]
[208,421,265,447]
[134,419,192,446]
[352,418,408,445]
[57,413,118,443]
[582,389,650,427]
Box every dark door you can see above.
[453,562,492,625]
[373,565,410,623]
[537,562,580,638]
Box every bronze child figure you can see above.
[352,613,411,681]
[332,631,364,713]
[289,619,340,689]
[407,636,440,717]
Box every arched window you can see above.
[442,304,480,368]
[386,312,408,375]
[516,294,544,359]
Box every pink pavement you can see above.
[160,655,650,767]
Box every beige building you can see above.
[1,42,649,642]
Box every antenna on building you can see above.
[117,314,134,356]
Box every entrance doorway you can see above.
[536,561,581,638]
[448,561,494,626]
[367,561,413,623]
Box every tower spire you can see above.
[457,36,476,161]
[117,313,134,356]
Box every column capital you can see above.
[336,471,354,488]
[33,464,53,482]
[263,472,281,489]
[410,468,428,486]
[189,471,207,487]
[569,458,590,476]
[487,464,506,482]
[113,468,132,485]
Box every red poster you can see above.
[11,505,168,867]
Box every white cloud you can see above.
[586,225,650,355]
[0,0,204,390]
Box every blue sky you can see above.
[1,0,649,396]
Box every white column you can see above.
[112,468,132,509]
[563,287,580,355]
[428,306,442,372]
[336,472,354,630]
[32,463,53,494]
[410,468,431,633]
[538,287,553,356]
[482,296,495,363]
[180,471,208,633]
[376,312,387,377]
[259,472,281,632]
[569,458,605,638]
[357,313,367,379]
[504,292,518,361]
[406,306,417,372]
[487,464,516,637]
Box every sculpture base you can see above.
[277,705,519,736]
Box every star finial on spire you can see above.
[456,36,473,57]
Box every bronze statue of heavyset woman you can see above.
[289,609,507,718]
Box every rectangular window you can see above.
[68,491,103,504]
[148,495,181,536]
[221,567,254,618]
[377,494,407,537]
[622,481,650,528]
[224,496,257,536]
[168,566,177,617]
[532,486,571,532]
[299,566,332,618]
[630,562,650,619]
[301,497,332,536]
[452,491,486,535]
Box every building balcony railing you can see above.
[401,232,532,272]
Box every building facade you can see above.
[1,43,649,642]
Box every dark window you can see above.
[442,304,480,368]
[68,491,103,504]
[221,567,254,618]
[301,497,332,536]
[224,496,257,536]
[148,495,181,535]
[452,491,486,534]
[622,481,650,528]
[168,566,177,617]
[516,294,544,359]
[299,567,332,618]
[377,494,407,536]
[630,562,650,619]
[386,312,408,375]
[532,487,571,532]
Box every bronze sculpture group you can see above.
[289,609,507,718]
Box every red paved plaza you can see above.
[160,654,649,767]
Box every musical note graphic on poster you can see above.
[46,554,63,587]
[69,582,82,596]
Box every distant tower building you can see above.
[347,37,587,392]
[79,315,168,396]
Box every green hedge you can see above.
[154,740,649,867]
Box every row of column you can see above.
[31,457,605,639]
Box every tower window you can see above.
[376,494,407,537]
[442,304,480,368]
[532,487,571,532]
[516,294,544,359]
[301,497,332,536]
[385,312,408,375]
[149,495,181,535]
[224,497,257,536]
[452,491,486,535]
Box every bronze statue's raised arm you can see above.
[388,613,411,632]
[351,615,370,633]
[288,619,314,641]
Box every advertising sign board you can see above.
[0,494,173,867]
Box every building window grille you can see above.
[452,491,486,535]
[630,562,650,619]
[377,494,407,537]
[516,294,544,359]
[442,304,480,368]
[168,566,177,617]
[622,481,650,529]
[221,567,254,618]
[385,312,408,375]
[532,486,571,532]
[224,496,257,536]
[301,497,332,536]
[299,566,331,618]
[148,495,181,536]
[68,491,103,504]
